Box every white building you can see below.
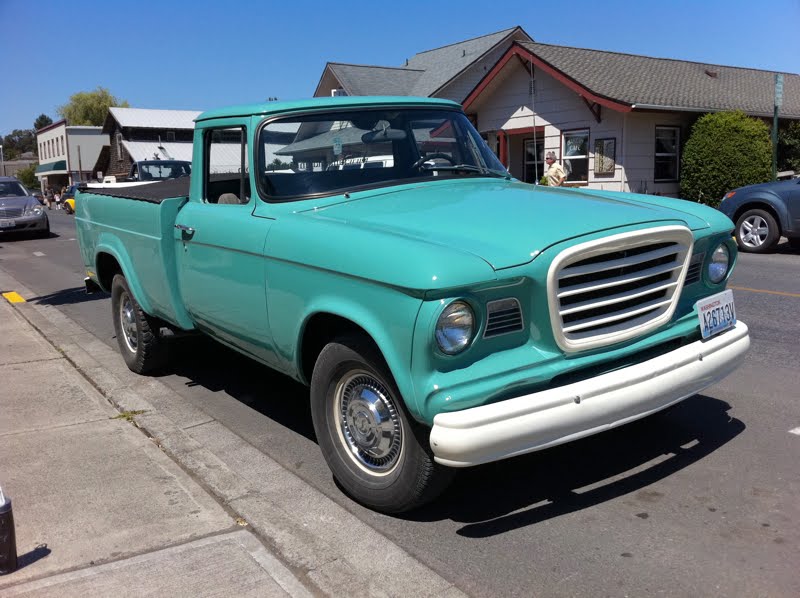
[35,120,108,190]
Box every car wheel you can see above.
[310,334,454,513]
[37,219,50,239]
[735,209,779,253]
[111,274,168,374]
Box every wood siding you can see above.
[472,62,695,197]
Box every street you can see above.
[1,209,799,597]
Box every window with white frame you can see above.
[563,129,589,183]
[654,126,680,181]
[116,133,124,162]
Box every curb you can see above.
[0,270,467,598]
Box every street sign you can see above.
[775,73,784,108]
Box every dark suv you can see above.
[719,177,800,253]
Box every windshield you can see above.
[258,108,508,199]
[138,161,191,180]
[0,181,28,197]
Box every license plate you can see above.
[696,290,736,339]
[0,220,13,228]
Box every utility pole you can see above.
[0,145,4,177]
[773,73,784,181]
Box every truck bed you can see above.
[82,177,191,203]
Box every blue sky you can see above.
[2,0,798,136]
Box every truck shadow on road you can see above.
[169,336,316,441]
[406,395,744,536]
[31,286,108,306]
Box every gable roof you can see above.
[317,26,530,99]
[514,41,800,118]
[405,27,528,96]
[327,63,424,96]
[106,107,202,132]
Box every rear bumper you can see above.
[429,321,750,467]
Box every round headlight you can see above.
[435,301,475,355]
[708,243,730,284]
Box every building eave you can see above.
[462,42,633,114]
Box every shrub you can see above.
[15,164,37,188]
[680,111,771,206]
[778,120,800,173]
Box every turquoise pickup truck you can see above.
[76,96,750,513]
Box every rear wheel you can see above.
[310,334,453,513]
[735,208,779,253]
[111,274,168,374]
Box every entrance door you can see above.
[524,138,544,183]
[174,123,276,364]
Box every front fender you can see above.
[298,295,423,418]
[730,192,789,231]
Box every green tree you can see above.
[778,120,800,173]
[34,114,53,131]
[57,87,130,126]
[15,164,37,188]
[1,129,36,159]
[680,111,771,206]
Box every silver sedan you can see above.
[0,177,50,238]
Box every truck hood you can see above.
[305,180,709,270]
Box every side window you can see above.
[654,126,680,181]
[204,126,249,204]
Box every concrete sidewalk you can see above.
[0,268,466,597]
[0,296,313,597]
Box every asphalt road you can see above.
[1,209,798,597]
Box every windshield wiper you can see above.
[421,164,511,179]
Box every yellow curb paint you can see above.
[2,291,26,303]
[729,285,800,298]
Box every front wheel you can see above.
[111,274,168,374]
[735,208,779,253]
[310,335,453,513]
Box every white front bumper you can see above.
[430,321,750,467]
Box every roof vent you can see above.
[704,69,718,78]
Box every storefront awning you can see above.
[35,160,67,174]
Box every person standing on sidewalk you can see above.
[544,151,566,187]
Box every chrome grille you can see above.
[0,207,24,218]
[484,298,523,337]
[548,226,693,352]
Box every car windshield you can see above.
[0,182,28,197]
[258,108,508,200]
[139,161,191,180]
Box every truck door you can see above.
[174,122,277,365]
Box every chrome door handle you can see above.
[175,224,195,234]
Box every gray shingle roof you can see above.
[405,27,524,96]
[328,64,424,96]
[320,27,528,98]
[519,41,800,118]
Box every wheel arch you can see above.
[298,308,421,421]
[93,241,154,314]
[732,197,786,235]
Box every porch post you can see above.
[498,130,508,168]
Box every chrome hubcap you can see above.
[335,371,402,474]
[740,216,768,248]
[119,292,138,353]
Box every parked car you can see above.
[0,176,50,238]
[127,160,191,182]
[62,184,78,214]
[718,177,800,253]
[75,96,749,513]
